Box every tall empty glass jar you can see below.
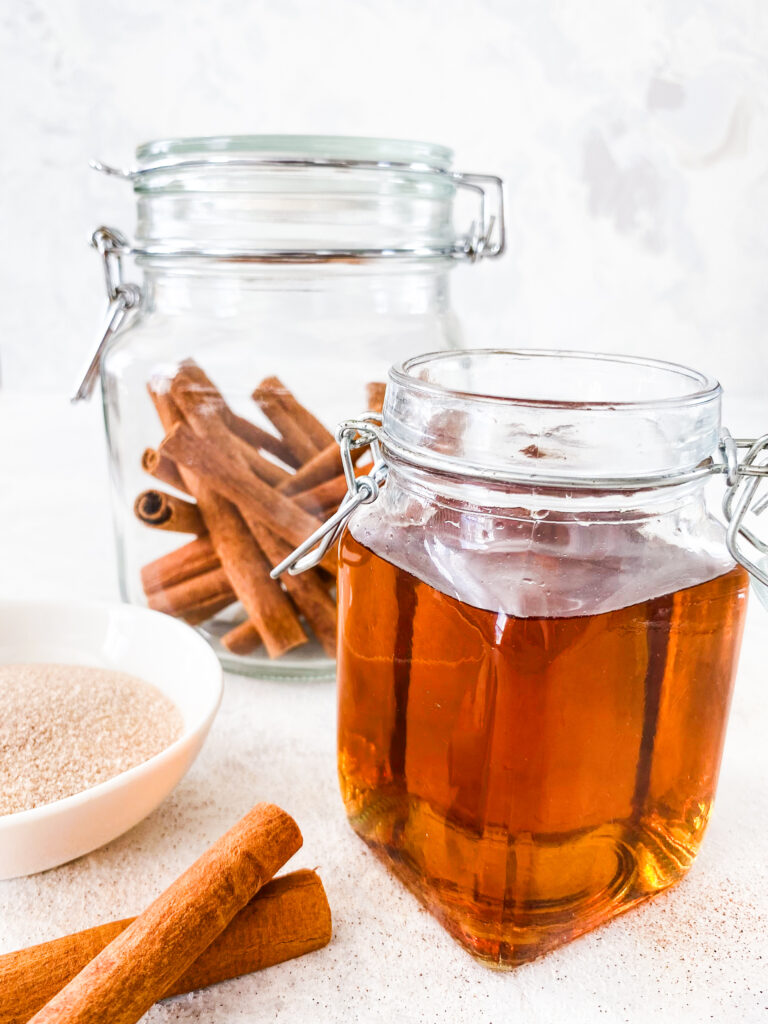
[83,136,504,677]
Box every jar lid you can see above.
[91,135,505,263]
[134,134,455,174]
[383,349,722,486]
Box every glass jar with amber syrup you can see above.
[318,349,768,967]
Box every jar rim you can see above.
[135,134,454,172]
[382,347,723,486]
[390,348,721,412]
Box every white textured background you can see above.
[1,6,768,1022]
[1,0,767,402]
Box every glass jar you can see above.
[334,349,767,967]
[80,136,504,678]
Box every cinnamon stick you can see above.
[252,376,335,464]
[225,412,300,469]
[278,444,342,496]
[221,620,263,656]
[141,448,188,493]
[170,362,293,488]
[146,566,235,619]
[141,535,219,595]
[366,381,386,413]
[134,490,205,535]
[28,804,303,1024]
[294,474,352,517]
[148,383,307,658]
[160,421,324,550]
[0,869,330,1024]
[240,520,337,658]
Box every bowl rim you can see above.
[0,598,223,828]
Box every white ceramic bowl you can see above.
[0,599,222,879]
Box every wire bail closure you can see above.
[721,431,768,590]
[71,227,142,402]
[90,157,505,263]
[271,421,768,592]
[270,417,387,578]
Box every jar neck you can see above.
[383,458,711,523]
[139,259,453,318]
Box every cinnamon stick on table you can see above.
[0,869,330,1024]
[28,803,302,1024]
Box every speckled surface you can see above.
[0,395,766,1022]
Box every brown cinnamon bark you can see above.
[0,869,330,1024]
[160,421,324,550]
[28,804,303,1024]
[140,448,188,493]
[148,382,307,659]
[170,362,293,488]
[169,363,336,647]
[146,566,235,618]
[278,444,342,496]
[220,620,263,656]
[240,521,337,658]
[366,381,387,413]
[294,474,350,517]
[225,412,300,469]
[252,376,335,464]
[141,536,219,595]
[134,490,205,535]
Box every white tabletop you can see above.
[1,394,766,1024]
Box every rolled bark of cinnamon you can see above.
[366,380,387,413]
[252,376,335,464]
[160,421,324,551]
[240,519,338,658]
[294,474,353,517]
[170,362,294,489]
[221,619,262,656]
[225,412,300,469]
[0,869,330,1024]
[278,443,342,496]
[141,535,219,595]
[141,448,188,493]
[148,383,307,658]
[134,490,205,535]
[28,803,303,1024]
[145,566,235,619]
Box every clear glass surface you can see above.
[101,136,467,678]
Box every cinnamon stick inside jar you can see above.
[0,869,330,1024]
[28,803,302,1024]
[252,375,335,463]
[141,448,188,492]
[134,368,386,659]
[141,535,219,595]
[147,383,307,659]
[134,490,205,535]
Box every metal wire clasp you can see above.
[721,431,768,593]
[71,227,142,402]
[270,417,387,578]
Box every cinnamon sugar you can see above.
[0,663,182,815]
